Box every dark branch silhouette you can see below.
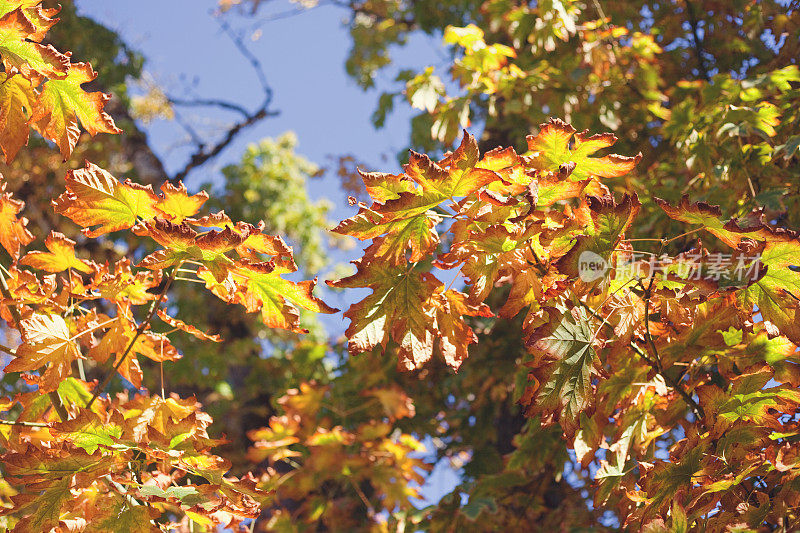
[170,15,278,182]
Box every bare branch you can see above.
[169,16,278,182]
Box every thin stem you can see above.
[86,264,182,409]
[0,419,49,427]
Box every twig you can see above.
[167,97,250,118]
[86,264,181,409]
[0,419,49,428]
[170,17,278,182]
[684,0,710,81]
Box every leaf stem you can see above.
[86,263,182,409]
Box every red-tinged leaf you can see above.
[431,289,492,370]
[235,228,293,261]
[90,258,161,305]
[0,8,68,82]
[526,118,641,181]
[154,182,208,223]
[0,180,33,258]
[557,193,641,283]
[8,476,72,533]
[185,210,233,228]
[478,146,532,196]
[0,2,60,42]
[156,308,222,342]
[328,261,441,370]
[404,133,501,199]
[0,71,35,163]
[524,302,597,432]
[359,169,417,202]
[53,162,160,237]
[20,231,94,273]
[655,195,796,249]
[50,409,123,454]
[226,258,337,333]
[87,503,160,533]
[332,202,441,265]
[87,318,143,388]
[4,313,81,393]
[135,218,268,281]
[30,62,120,160]
[536,175,590,207]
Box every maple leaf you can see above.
[431,289,492,370]
[0,180,33,258]
[30,62,121,159]
[20,231,94,273]
[9,476,72,533]
[88,503,160,533]
[4,313,82,392]
[526,118,641,182]
[0,1,60,41]
[333,202,441,264]
[0,8,68,81]
[525,302,597,431]
[91,258,161,305]
[556,193,641,282]
[0,71,35,162]
[50,409,123,454]
[329,261,442,370]
[225,258,337,333]
[135,218,261,281]
[335,133,501,264]
[738,238,800,344]
[655,195,795,249]
[358,169,417,202]
[156,308,222,342]
[154,182,209,223]
[88,310,180,388]
[53,162,160,237]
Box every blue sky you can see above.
[76,0,461,505]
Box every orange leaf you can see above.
[20,231,94,273]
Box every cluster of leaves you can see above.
[0,3,341,530]
[330,119,800,529]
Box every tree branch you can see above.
[684,0,710,81]
[169,17,278,182]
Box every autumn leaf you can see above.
[156,308,222,342]
[525,302,597,431]
[30,62,121,159]
[50,410,123,454]
[53,162,160,237]
[329,261,442,370]
[526,118,641,182]
[431,289,492,370]
[0,180,33,257]
[557,193,641,283]
[4,313,81,393]
[20,231,94,273]
[0,8,68,81]
[226,258,337,333]
[0,71,35,163]
[738,238,800,344]
[154,182,209,223]
[9,476,72,533]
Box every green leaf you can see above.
[527,302,597,430]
